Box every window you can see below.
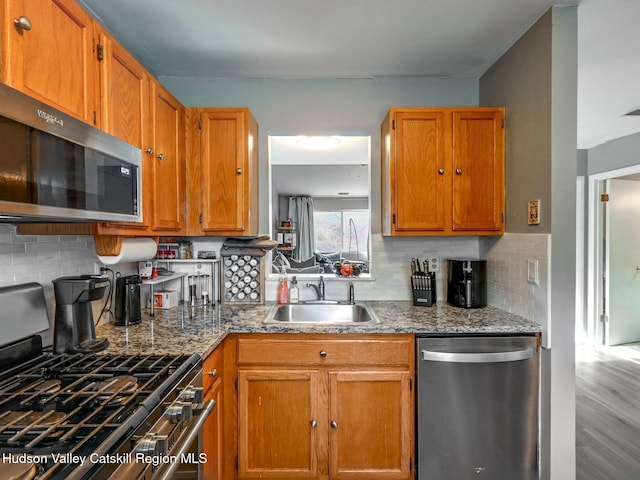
[314,209,369,262]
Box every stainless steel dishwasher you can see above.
[416,335,539,479]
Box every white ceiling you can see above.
[577,0,640,148]
[77,0,640,149]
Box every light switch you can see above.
[527,259,539,285]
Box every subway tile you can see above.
[0,243,26,254]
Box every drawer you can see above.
[203,345,223,394]
[237,336,412,367]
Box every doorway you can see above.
[585,166,640,345]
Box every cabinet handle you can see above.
[319,351,327,357]
[311,420,317,428]
[455,168,462,175]
[330,421,338,429]
[236,168,243,174]
[14,16,32,31]
[438,168,445,175]
[145,147,154,155]
[208,369,217,377]
[157,153,165,161]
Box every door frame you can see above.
[585,164,640,345]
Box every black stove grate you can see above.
[0,352,199,479]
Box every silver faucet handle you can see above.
[348,282,355,304]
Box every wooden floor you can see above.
[576,343,640,480]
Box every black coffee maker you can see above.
[114,275,142,326]
[53,275,109,354]
[446,259,488,308]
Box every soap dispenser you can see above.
[277,267,289,304]
[289,276,299,303]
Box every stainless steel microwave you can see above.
[0,82,142,223]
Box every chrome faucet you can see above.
[348,282,355,304]
[306,276,325,300]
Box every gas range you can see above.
[0,283,213,480]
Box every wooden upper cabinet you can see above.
[451,110,504,232]
[97,30,150,150]
[150,81,185,233]
[382,107,504,236]
[393,111,447,233]
[96,30,152,234]
[187,108,259,236]
[1,0,99,125]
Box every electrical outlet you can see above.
[422,252,440,273]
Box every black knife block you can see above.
[411,272,436,307]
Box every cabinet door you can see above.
[202,379,223,479]
[237,369,325,479]
[97,31,152,233]
[393,111,447,233]
[451,110,504,232]
[200,110,247,233]
[151,82,184,232]
[4,0,99,124]
[328,371,412,480]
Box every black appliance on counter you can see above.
[114,274,142,326]
[53,275,110,354]
[446,259,487,308]
[0,282,213,480]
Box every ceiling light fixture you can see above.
[296,135,341,150]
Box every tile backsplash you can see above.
[0,224,100,343]
[1,224,550,344]
[480,233,550,346]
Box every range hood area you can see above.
[0,83,142,224]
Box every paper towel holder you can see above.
[93,234,160,257]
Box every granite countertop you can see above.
[96,301,541,359]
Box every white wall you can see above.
[588,130,640,175]
[479,7,578,480]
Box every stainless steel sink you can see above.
[264,302,381,325]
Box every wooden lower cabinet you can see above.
[234,334,414,480]
[203,379,224,479]
[238,369,324,478]
[328,371,412,479]
[202,345,224,479]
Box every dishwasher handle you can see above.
[421,348,534,363]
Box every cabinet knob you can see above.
[319,351,327,357]
[455,168,462,175]
[14,16,32,31]
[157,153,165,161]
[208,369,217,377]
[330,421,338,429]
[236,168,243,174]
[145,147,154,155]
[438,168,445,175]
[311,420,317,428]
